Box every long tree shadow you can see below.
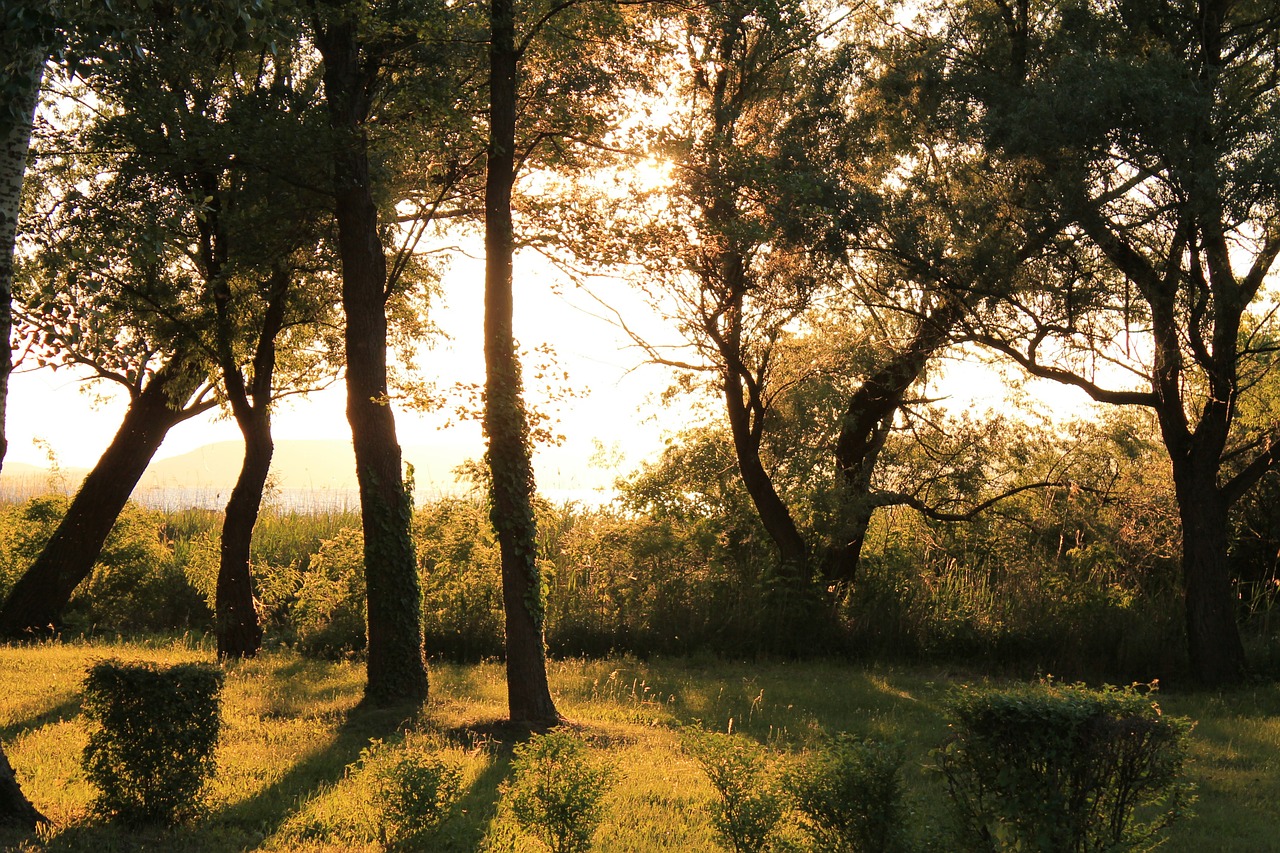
[0,694,81,743]
[38,700,418,853]
[399,719,561,853]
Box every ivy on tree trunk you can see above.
[315,11,429,707]
[482,0,559,725]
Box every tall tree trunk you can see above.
[484,0,559,724]
[0,743,45,831]
[316,16,429,707]
[0,10,47,471]
[1174,465,1247,684]
[0,358,211,636]
[216,410,270,659]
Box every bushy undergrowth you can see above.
[788,735,910,853]
[361,741,463,841]
[682,728,787,853]
[0,476,1274,679]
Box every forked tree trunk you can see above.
[316,16,429,706]
[211,263,290,660]
[0,358,211,636]
[0,743,45,831]
[484,0,559,724]
[828,299,963,586]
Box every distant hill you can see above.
[1,438,617,509]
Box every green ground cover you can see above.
[1,640,1277,851]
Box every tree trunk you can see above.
[828,300,961,585]
[0,358,209,636]
[723,362,809,582]
[0,743,45,831]
[484,0,559,724]
[1174,468,1247,684]
[0,16,46,471]
[215,411,270,659]
[316,17,429,707]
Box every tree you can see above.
[313,0,433,705]
[0,114,220,633]
[935,0,1280,683]
[0,0,56,471]
[482,0,550,724]
[479,0,636,720]
[0,3,337,654]
[617,0,863,591]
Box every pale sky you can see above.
[4,250,678,489]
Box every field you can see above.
[1,639,1278,852]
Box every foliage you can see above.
[81,659,224,825]
[292,528,366,658]
[416,498,504,660]
[0,496,207,633]
[682,728,787,853]
[365,742,463,841]
[935,682,1195,852]
[503,729,614,853]
[787,735,910,853]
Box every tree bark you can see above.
[722,351,809,582]
[483,0,559,724]
[0,357,211,637]
[0,10,47,471]
[216,417,270,658]
[1172,462,1247,684]
[210,263,290,661]
[316,15,429,707]
[828,298,964,585]
[0,743,45,831]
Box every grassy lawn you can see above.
[1,639,1277,851]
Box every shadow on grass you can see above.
[0,694,81,743]
[397,718,559,853]
[35,700,419,853]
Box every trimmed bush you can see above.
[935,682,1194,852]
[787,735,909,853]
[503,729,614,853]
[683,728,786,853]
[81,660,224,824]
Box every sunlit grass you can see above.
[0,642,1277,851]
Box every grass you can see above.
[0,640,1277,851]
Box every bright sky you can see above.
[4,249,680,493]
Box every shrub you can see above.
[787,735,909,853]
[415,498,504,660]
[372,747,463,840]
[683,728,786,853]
[81,660,224,824]
[503,729,613,853]
[934,682,1194,852]
[293,528,366,657]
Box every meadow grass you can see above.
[0,640,1277,852]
